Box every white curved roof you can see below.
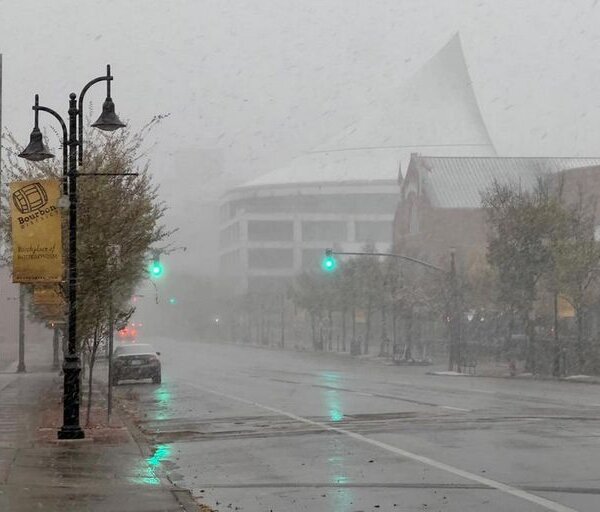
[240,34,496,190]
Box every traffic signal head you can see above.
[149,253,164,279]
[321,249,337,273]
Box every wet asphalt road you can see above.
[115,339,600,512]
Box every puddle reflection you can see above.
[319,371,345,422]
[153,386,172,421]
[131,443,172,486]
[319,372,354,510]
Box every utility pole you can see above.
[106,244,120,424]
[17,285,26,373]
[448,249,460,372]
[553,291,560,377]
[107,297,114,422]
[52,326,60,370]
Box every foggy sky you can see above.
[2,0,600,274]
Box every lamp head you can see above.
[18,126,54,161]
[91,97,126,132]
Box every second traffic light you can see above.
[321,249,337,273]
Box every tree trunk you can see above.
[503,310,514,361]
[392,306,397,348]
[553,292,560,377]
[86,325,100,427]
[525,310,535,373]
[380,305,388,356]
[404,308,413,360]
[280,301,285,349]
[341,308,347,352]
[576,306,586,372]
[364,306,371,354]
[327,309,333,351]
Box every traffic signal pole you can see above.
[325,248,461,371]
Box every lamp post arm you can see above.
[77,64,113,164]
[34,102,68,180]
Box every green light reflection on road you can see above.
[132,444,172,486]
[148,444,171,467]
[319,372,353,509]
[153,386,172,421]
[326,389,344,422]
[319,371,345,422]
[154,387,171,404]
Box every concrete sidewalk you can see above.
[0,366,201,511]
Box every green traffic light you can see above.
[168,297,176,304]
[149,261,164,278]
[321,254,337,273]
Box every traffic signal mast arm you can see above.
[325,249,447,274]
[325,248,460,372]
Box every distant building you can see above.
[394,155,600,267]
[220,34,496,294]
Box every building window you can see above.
[230,194,398,215]
[248,220,294,242]
[302,221,347,242]
[248,248,294,269]
[355,221,392,243]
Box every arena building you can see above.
[219,34,496,294]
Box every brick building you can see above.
[394,155,600,268]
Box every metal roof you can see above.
[240,34,496,190]
[415,156,600,208]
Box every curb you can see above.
[426,370,600,385]
[94,378,202,512]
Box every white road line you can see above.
[439,405,471,412]
[185,381,579,512]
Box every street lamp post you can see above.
[19,65,126,440]
[17,284,26,373]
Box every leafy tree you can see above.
[551,190,600,373]
[2,120,171,423]
[482,178,570,372]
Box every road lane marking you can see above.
[186,381,579,512]
[440,405,471,412]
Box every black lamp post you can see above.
[19,65,125,439]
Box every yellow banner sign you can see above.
[10,180,63,283]
[34,303,65,321]
[33,285,65,306]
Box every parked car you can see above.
[112,343,161,385]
